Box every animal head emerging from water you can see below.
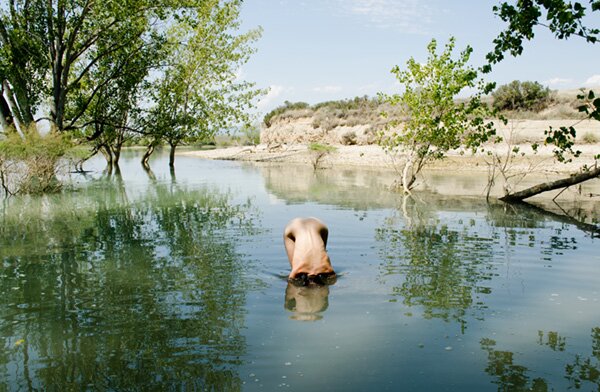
[284,217,335,279]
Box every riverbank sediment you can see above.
[180,143,600,174]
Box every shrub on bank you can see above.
[0,127,73,195]
[492,80,554,112]
[263,101,310,127]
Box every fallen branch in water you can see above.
[499,166,600,202]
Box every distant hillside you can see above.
[260,89,591,146]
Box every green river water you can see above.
[1,151,599,391]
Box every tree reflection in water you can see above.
[480,338,549,391]
[375,195,593,332]
[0,171,260,390]
[481,327,600,391]
[375,196,497,331]
[566,327,600,390]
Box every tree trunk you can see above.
[2,81,25,137]
[0,92,14,132]
[0,162,11,196]
[402,156,416,194]
[10,79,34,126]
[499,166,600,202]
[100,144,113,168]
[111,142,122,167]
[74,145,99,173]
[112,114,126,166]
[169,143,176,168]
[142,143,155,170]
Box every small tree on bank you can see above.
[379,37,498,194]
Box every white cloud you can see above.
[257,85,286,111]
[334,0,436,34]
[312,85,343,93]
[584,74,600,86]
[544,77,573,86]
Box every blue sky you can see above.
[239,0,600,114]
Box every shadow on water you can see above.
[0,169,261,390]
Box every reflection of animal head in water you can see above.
[288,272,337,287]
[284,282,330,321]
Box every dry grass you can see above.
[582,131,599,144]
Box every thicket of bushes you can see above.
[0,128,74,195]
[263,101,311,127]
[492,80,554,112]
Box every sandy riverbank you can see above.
[180,143,600,174]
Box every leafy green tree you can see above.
[486,0,599,66]
[0,0,168,133]
[146,0,263,168]
[487,0,600,201]
[0,1,170,191]
[70,23,162,169]
[0,1,263,187]
[379,37,498,193]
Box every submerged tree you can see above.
[146,0,263,168]
[69,15,161,170]
[0,0,263,191]
[0,1,169,192]
[378,37,498,194]
[487,0,600,201]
